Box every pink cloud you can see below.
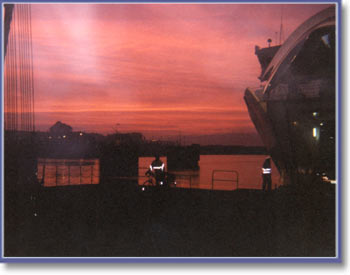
[11,3,333,139]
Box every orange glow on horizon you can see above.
[6,3,332,141]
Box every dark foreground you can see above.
[4,182,335,257]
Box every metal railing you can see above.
[139,166,150,178]
[211,170,239,190]
[172,174,193,189]
[38,160,98,187]
[139,166,198,189]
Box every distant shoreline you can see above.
[199,145,267,155]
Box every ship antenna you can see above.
[279,5,284,44]
[275,32,278,46]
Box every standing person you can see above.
[150,155,165,186]
[262,157,272,191]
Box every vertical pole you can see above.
[80,163,82,185]
[41,164,46,186]
[55,165,58,186]
[68,165,71,185]
[91,165,93,184]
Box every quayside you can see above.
[5,179,335,257]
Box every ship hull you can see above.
[245,6,336,184]
[245,88,335,185]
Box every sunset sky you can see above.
[27,3,331,140]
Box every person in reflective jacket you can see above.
[262,157,272,191]
[149,155,165,186]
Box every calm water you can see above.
[38,155,280,190]
[139,155,281,190]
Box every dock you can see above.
[4,180,335,257]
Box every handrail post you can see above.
[68,165,71,185]
[80,162,82,185]
[41,162,46,186]
[212,170,214,190]
[56,165,58,186]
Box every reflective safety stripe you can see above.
[151,163,165,171]
[262,168,271,174]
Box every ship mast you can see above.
[279,5,284,45]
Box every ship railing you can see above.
[211,170,239,190]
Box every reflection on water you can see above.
[139,155,281,191]
[37,158,99,187]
